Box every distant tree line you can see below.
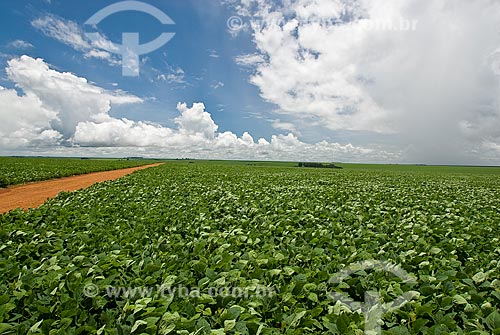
[297,162,342,169]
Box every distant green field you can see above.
[1,161,500,334]
[168,159,500,175]
[163,160,299,168]
[0,157,159,187]
[337,163,500,175]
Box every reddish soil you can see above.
[0,163,163,213]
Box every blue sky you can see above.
[1,0,500,164]
[0,0,279,139]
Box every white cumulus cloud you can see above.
[230,0,500,164]
[1,56,141,146]
[0,56,391,162]
[6,56,141,139]
[0,86,61,148]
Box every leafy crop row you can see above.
[0,157,158,187]
[1,163,499,334]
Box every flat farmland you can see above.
[0,157,159,187]
[1,162,500,334]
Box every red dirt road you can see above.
[0,163,163,213]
